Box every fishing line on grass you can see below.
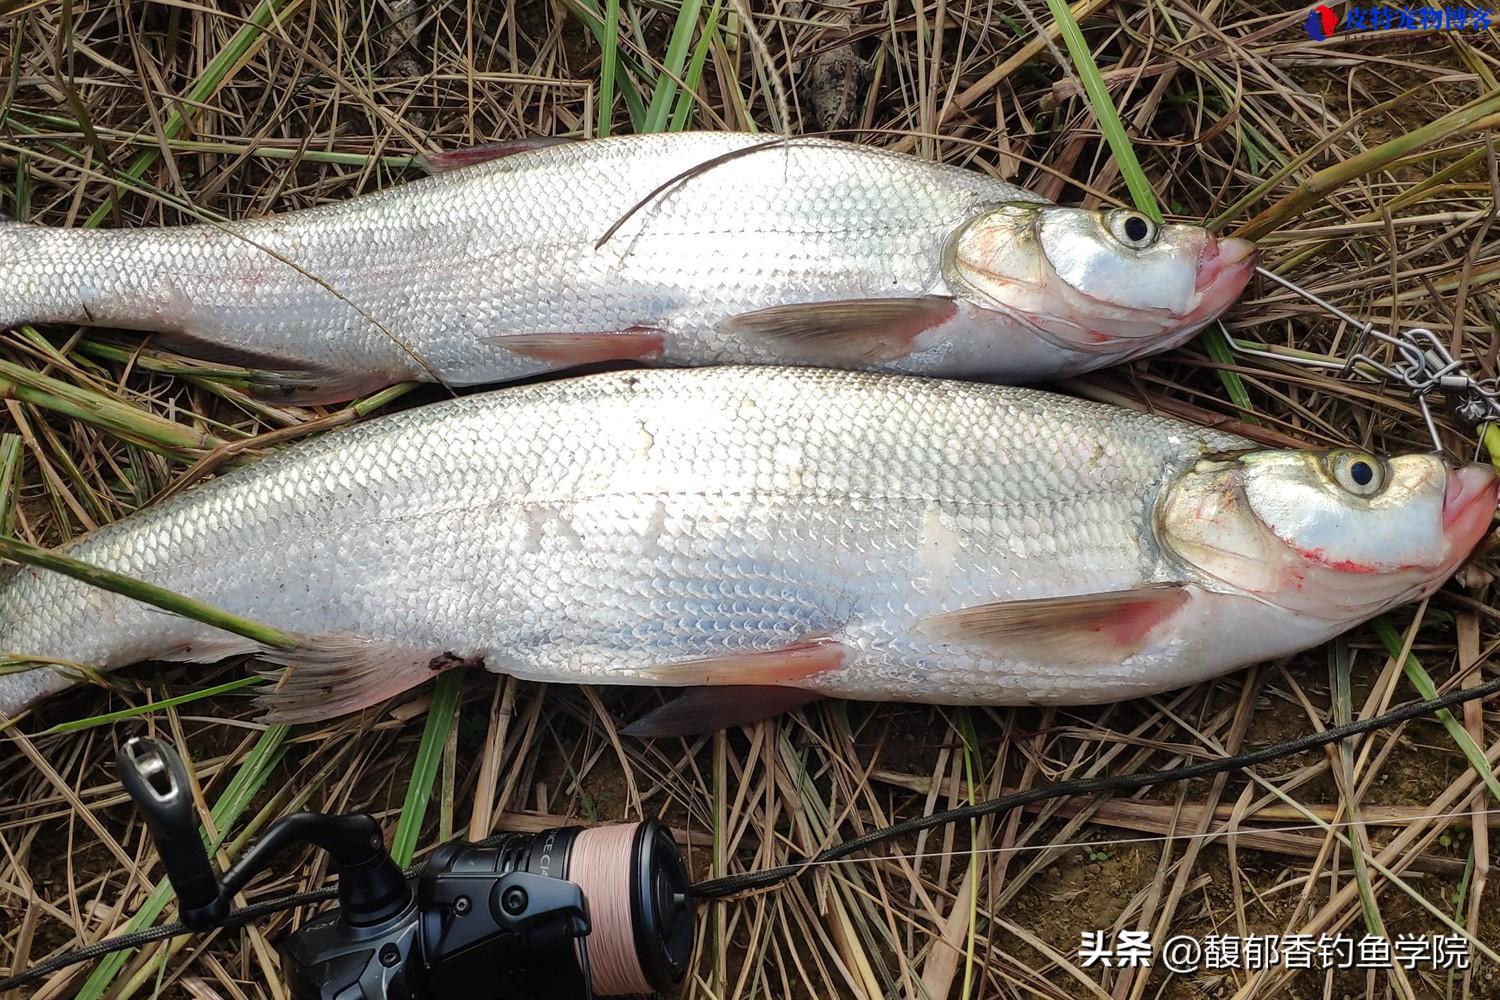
[1222,266,1500,451]
[691,668,1500,897]
[5,668,1499,992]
[727,806,1500,870]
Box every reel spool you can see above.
[416,822,694,997]
[116,736,694,999]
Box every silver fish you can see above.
[0,134,1256,402]
[0,368,1489,733]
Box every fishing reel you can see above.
[116,737,694,999]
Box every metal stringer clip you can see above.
[1221,267,1500,453]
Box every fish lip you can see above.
[1192,235,1258,298]
[1443,464,1498,553]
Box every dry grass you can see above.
[2,0,1500,997]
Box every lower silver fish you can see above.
[0,368,1487,733]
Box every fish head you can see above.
[1158,448,1497,620]
[943,203,1256,359]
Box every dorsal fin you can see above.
[417,138,576,174]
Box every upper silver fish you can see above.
[0,367,1488,733]
[0,133,1256,401]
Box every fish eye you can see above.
[1327,450,1387,497]
[1107,210,1159,249]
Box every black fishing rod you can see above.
[4,671,1499,998]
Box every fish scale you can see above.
[0,133,1254,398]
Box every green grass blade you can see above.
[1330,638,1388,943]
[1043,0,1156,221]
[642,0,706,133]
[669,0,724,132]
[391,672,465,865]
[74,726,290,999]
[0,434,23,537]
[0,356,224,454]
[40,676,262,735]
[1373,618,1500,800]
[12,150,29,218]
[1042,0,1254,416]
[1203,323,1256,415]
[561,0,648,127]
[597,0,621,136]
[0,536,298,651]
[1447,849,1477,996]
[1483,422,1500,469]
[1235,88,1500,242]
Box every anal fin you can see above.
[918,584,1190,664]
[622,686,824,738]
[720,297,957,364]
[253,634,481,723]
[483,328,665,366]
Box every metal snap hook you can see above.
[1219,266,1500,453]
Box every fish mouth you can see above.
[1189,235,1257,315]
[1442,463,1498,559]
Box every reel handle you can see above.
[116,737,228,930]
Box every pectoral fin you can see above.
[251,634,481,722]
[918,584,1189,664]
[483,328,665,365]
[418,137,576,174]
[720,297,957,364]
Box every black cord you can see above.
[0,885,341,990]
[4,675,1499,990]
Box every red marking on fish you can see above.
[1086,590,1190,646]
[1292,545,1377,574]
